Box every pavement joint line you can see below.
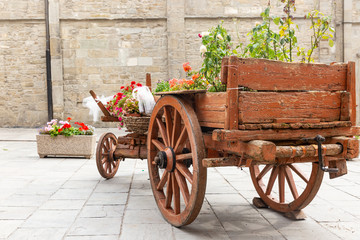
[203,197,230,239]
[213,167,288,239]
[118,158,137,239]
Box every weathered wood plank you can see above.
[227,56,239,129]
[340,92,350,121]
[346,61,356,125]
[238,91,341,123]
[212,127,360,142]
[238,121,351,130]
[233,58,347,91]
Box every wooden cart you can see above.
[91,56,360,227]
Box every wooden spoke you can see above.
[108,161,113,174]
[101,157,107,164]
[156,117,169,146]
[172,172,181,214]
[265,166,279,196]
[152,139,165,152]
[174,127,188,153]
[176,153,192,161]
[284,166,299,199]
[257,164,272,181]
[164,107,173,146]
[104,162,109,173]
[157,171,168,191]
[111,160,116,168]
[175,169,190,205]
[165,173,173,209]
[288,164,309,183]
[278,166,285,203]
[171,110,181,147]
[176,163,193,185]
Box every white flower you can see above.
[217,34,223,40]
[201,32,210,37]
[200,45,207,53]
[255,21,261,26]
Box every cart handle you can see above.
[89,90,111,117]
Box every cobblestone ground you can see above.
[0,128,359,240]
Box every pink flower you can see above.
[198,33,202,38]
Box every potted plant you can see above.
[105,81,153,134]
[36,117,96,159]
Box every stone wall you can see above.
[0,0,359,127]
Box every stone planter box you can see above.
[36,134,96,159]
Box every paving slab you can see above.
[0,127,360,239]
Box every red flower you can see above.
[63,123,71,129]
[131,81,136,85]
[120,86,125,89]
[183,62,192,72]
[137,83,142,87]
[82,125,89,131]
[192,73,200,80]
[79,127,83,131]
[67,117,71,122]
[58,128,63,133]
[198,33,202,38]
[74,122,79,125]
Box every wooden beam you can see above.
[346,61,357,125]
[212,127,360,142]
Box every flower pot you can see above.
[36,134,96,159]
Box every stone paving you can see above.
[0,128,360,240]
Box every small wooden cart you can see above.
[91,56,360,227]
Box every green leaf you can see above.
[328,39,334,47]
[273,17,280,25]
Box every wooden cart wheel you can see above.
[96,132,121,179]
[147,95,207,227]
[249,161,324,212]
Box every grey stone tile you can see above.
[64,236,119,240]
[320,221,360,240]
[51,188,94,200]
[205,193,249,206]
[62,180,99,189]
[8,228,67,240]
[21,210,79,228]
[211,205,260,221]
[87,192,127,205]
[0,194,49,207]
[119,223,173,240]
[126,195,157,210]
[173,213,230,240]
[93,182,130,193]
[0,220,23,238]
[67,217,122,236]
[40,199,87,210]
[123,209,164,224]
[0,206,36,220]
[79,205,125,218]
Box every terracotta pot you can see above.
[36,134,96,159]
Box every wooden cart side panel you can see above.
[347,61,357,125]
[232,58,348,91]
[238,91,342,124]
[195,92,226,129]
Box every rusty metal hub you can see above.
[155,147,176,172]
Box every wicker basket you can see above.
[123,115,150,134]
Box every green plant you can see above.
[39,117,94,137]
[122,98,140,115]
[297,10,334,63]
[243,1,298,62]
[199,22,233,91]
